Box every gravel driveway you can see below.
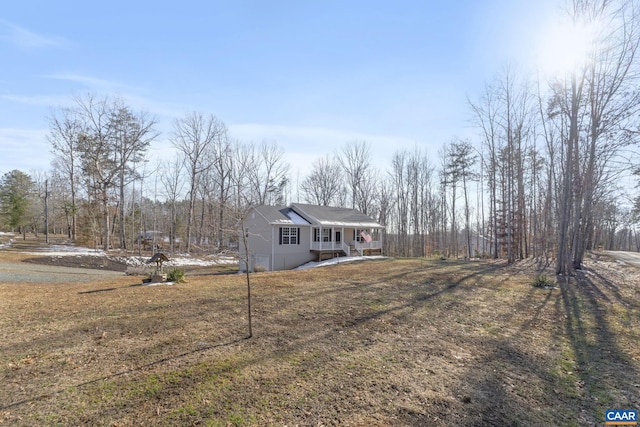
[604,250,640,268]
[0,261,123,284]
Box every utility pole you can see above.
[44,179,49,244]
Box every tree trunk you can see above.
[119,171,126,250]
[102,187,110,251]
[557,76,582,276]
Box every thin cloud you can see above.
[228,122,427,175]
[0,128,50,173]
[116,93,186,119]
[43,74,182,117]
[0,20,68,50]
[45,73,121,88]
[1,94,71,108]
[229,122,419,152]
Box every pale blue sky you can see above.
[1,0,562,177]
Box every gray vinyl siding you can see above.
[240,210,275,272]
[272,226,313,270]
[241,209,314,271]
[242,204,384,271]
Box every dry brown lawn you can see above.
[1,250,639,426]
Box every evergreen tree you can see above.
[0,170,36,233]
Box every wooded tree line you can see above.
[1,0,639,273]
[36,94,292,253]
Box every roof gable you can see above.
[291,203,382,228]
[252,205,311,225]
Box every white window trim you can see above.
[313,228,332,243]
[281,227,299,245]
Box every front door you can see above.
[335,231,341,243]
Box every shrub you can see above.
[253,264,267,273]
[167,268,186,283]
[532,274,555,288]
[126,265,151,276]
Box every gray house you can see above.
[240,203,385,272]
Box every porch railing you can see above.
[309,241,352,256]
[310,240,381,256]
[341,241,351,256]
[353,240,382,256]
[354,240,382,250]
[310,241,331,251]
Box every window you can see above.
[313,228,331,242]
[355,229,371,243]
[279,227,299,245]
[355,229,374,243]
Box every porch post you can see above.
[331,227,335,252]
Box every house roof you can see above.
[252,203,383,228]
[291,203,383,228]
[252,205,311,225]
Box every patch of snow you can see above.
[295,255,389,270]
[166,255,237,267]
[10,241,239,267]
[23,245,107,256]
[0,235,16,249]
[113,256,147,266]
[143,281,175,286]
[111,254,237,267]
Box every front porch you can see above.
[309,226,383,261]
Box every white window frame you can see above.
[281,227,299,245]
[313,228,332,242]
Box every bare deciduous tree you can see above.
[554,0,640,274]
[48,107,83,240]
[247,140,290,206]
[171,112,226,252]
[160,157,185,254]
[301,155,344,206]
[112,106,157,250]
[338,140,373,212]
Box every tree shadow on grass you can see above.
[393,280,568,425]
[558,270,640,421]
[77,283,160,294]
[6,272,438,424]
[0,337,247,411]
[395,262,640,426]
[581,267,639,310]
[7,258,612,425]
